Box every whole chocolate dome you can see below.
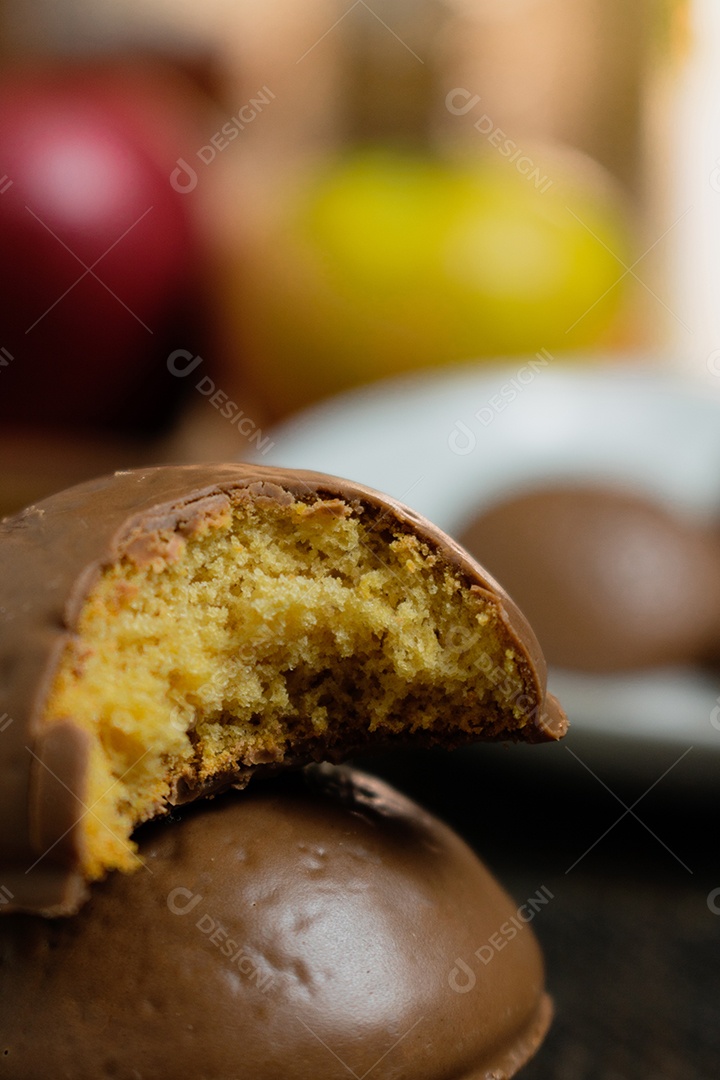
[0,766,551,1079]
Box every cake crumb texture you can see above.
[43,492,533,879]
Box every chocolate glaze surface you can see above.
[459,483,720,673]
[0,465,565,915]
[0,766,552,1079]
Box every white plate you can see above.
[252,359,720,775]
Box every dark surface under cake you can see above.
[363,742,720,1080]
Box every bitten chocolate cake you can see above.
[0,464,566,916]
[0,766,552,1080]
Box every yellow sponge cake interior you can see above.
[44,492,539,881]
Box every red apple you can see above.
[0,64,209,434]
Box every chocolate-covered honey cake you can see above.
[0,465,565,914]
[0,766,553,1080]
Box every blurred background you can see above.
[1,1,719,1077]
[0,0,700,504]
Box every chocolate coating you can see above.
[0,464,565,916]
[458,483,720,673]
[0,766,552,1079]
